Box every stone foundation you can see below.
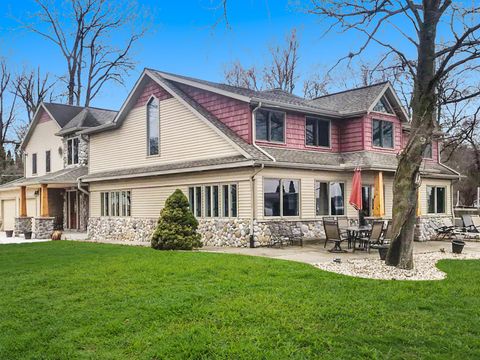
[254,220,326,247]
[14,217,33,236]
[88,217,157,243]
[415,215,453,241]
[33,217,55,239]
[199,219,251,247]
[79,192,89,231]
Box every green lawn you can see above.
[0,242,479,359]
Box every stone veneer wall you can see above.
[33,217,55,239]
[87,217,328,247]
[14,217,33,236]
[63,134,89,167]
[79,193,89,231]
[415,215,453,241]
[88,217,157,243]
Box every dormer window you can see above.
[373,96,394,114]
[67,137,79,165]
[255,109,285,143]
[147,97,160,156]
[372,119,394,148]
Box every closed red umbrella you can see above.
[349,168,363,211]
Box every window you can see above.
[306,117,330,147]
[188,184,238,218]
[45,150,51,173]
[427,186,446,214]
[264,178,300,217]
[255,109,285,142]
[100,191,131,217]
[32,153,37,174]
[373,96,394,114]
[315,181,345,216]
[147,97,160,155]
[67,137,79,165]
[372,119,394,148]
[423,142,433,159]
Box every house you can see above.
[0,68,461,244]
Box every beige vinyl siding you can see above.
[89,168,254,219]
[24,119,63,178]
[419,178,452,216]
[89,97,241,173]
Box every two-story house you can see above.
[0,103,116,238]
[0,68,460,244]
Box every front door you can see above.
[67,191,78,230]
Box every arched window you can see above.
[147,97,160,155]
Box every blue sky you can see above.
[0,0,407,111]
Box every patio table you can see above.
[346,225,372,251]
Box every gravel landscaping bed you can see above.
[315,250,480,281]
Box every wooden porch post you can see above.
[19,186,27,217]
[373,172,385,217]
[40,184,49,217]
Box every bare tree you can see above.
[302,73,330,99]
[13,67,57,122]
[25,0,147,106]
[224,29,300,93]
[305,1,480,269]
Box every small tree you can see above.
[151,189,202,250]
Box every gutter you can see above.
[77,178,89,196]
[251,102,276,162]
[249,164,264,248]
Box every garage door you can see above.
[2,199,17,231]
[27,198,37,217]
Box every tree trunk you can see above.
[386,3,440,269]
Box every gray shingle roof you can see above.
[150,69,339,115]
[82,156,253,181]
[308,82,388,114]
[10,167,88,187]
[58,107,117,135]
[259,147,459,177]
[43,103,85,127]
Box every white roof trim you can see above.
[368,83,409,122]
[145,69,252,160]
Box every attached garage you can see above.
[1,199,17,231]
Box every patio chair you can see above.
[382,220,393,244]
[434,217,459,240]
[358,220,384,252]
[323,220,347,253]
[471,216,480,232]
[462,215,479,233]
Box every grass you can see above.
[0,242,479,359]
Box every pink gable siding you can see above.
[339,117,364,152]
[38,108,52,124]
[363,112,403,153]
[176,83,252,143]
[134,79,172,108]
[256,112,340,152]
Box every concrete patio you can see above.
[202,240,480,266]
[0,231,88,244]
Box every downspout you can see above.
[251,102,276,162]
[77,178,89,196]
[249,163,265,248]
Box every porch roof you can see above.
[0,166,88,189]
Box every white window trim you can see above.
[100,190,131,217]
[263,178,301,218]
[67,137,80,165]
[305,116,332,149]
[426,186,447,215]
[189,183,239,219]
[45,149,51,173]
[315,180,346,217]
[146,95,160,157]
[32,153,38,175]
[372,95,395,115]
[254,108,287,144]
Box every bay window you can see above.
[315,181,345,216]
[264,178,300,217]
[255,109,285,143]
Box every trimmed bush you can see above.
[151,189,202,250]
